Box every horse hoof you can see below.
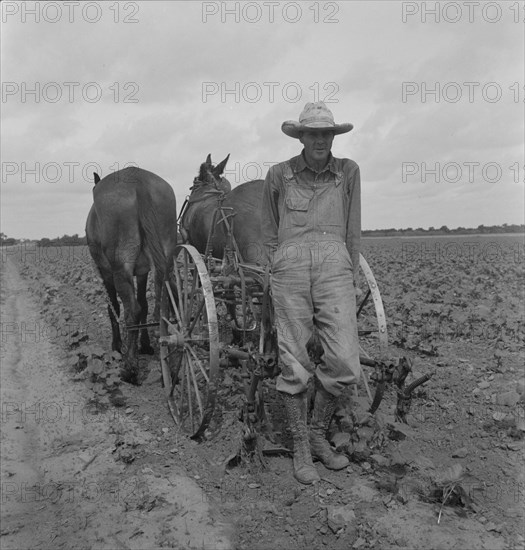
[139,345,155,355]
[120,368,141,386]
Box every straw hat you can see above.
[281,101,353,139]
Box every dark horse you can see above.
[179,154,265,264]
[86,167,177,383]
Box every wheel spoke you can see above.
[165,280,183,328]
[179,352,186,410]
[174,265,186,325]
[359,344,371,359]
[169,372,177,397]
[186,344,209,383]
[167,394,181,422]
[188,298,206,336]
[189,260,198,306]
[356,289,372,318]
[188,353,204,418]
[160,245,219,439]
[162,347,180,362]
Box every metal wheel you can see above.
[160,244,219,439]
[353,253,389,403]
[357,253,388,353]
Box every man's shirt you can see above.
[261,151,361,275]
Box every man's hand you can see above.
[355,286,364,299]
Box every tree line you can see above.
[1,224,524,247]
[362,224,524,237]
[0,233,86,246]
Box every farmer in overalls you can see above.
[261,102,361,484]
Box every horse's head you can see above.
[194,154,232,194]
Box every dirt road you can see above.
[1,257,232,550]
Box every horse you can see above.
[86,166,177,384]
[178,154,265,265]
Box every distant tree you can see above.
[355,223,522,237]
[1,233,18,245]
[37,234,87,246]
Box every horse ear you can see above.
[205,154,212,165]
[94,172,101,184]
[214,154,230,176]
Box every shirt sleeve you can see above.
[345,162,361,285]
[261,165,280,265]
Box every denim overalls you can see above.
[271,160,361,396]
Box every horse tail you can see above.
[136,185,170,284]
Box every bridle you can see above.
[176,174,228,227]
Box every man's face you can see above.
[300,130,334,165]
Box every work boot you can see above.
[309,386,350,470]
[281,392,320,485]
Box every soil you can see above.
[1,240,524,550]
[1,256,231,550]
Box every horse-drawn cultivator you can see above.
[88,164,432,455]
[158,192,432,447]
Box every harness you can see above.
[177,179,225,237]
[178,178,233,246]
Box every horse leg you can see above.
[136,272,154,355]
[99,271,122,353]
[113,269,141,384]
[153,264,165,324]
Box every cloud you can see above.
[1,2,523,239]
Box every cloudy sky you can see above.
[1,0,524,239]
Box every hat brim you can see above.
[281,120,353,139]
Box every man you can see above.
[261,102,361,484]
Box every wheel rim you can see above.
[357,253,389,355]
[160,244,219,439]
